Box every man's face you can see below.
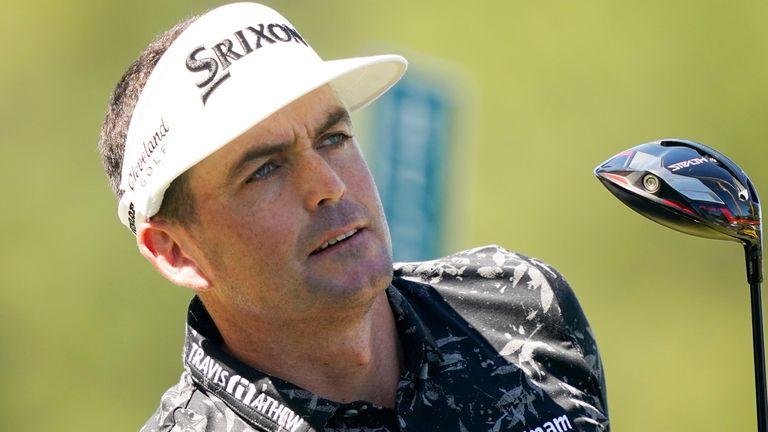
[179,86,393,320]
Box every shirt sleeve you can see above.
[547,263,609,418]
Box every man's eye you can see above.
[322,133,351,148]
[247,162,279,183]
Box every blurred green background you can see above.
[2,0,766,430]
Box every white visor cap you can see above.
[118,2,407,234]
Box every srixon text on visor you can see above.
[186,23,308,104]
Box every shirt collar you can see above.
[385,285,442,370]
[182,284,440,431]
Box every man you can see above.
[99,3,609,431]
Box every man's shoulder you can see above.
[140,372,256,432]
[395,245,601,361]
[393,244,570,313]
[393,244,609,426]
[394,243,562,280]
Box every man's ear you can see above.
[136,220,212,292]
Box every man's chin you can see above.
[303,257,393,306]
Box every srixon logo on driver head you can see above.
[186,23,308,104]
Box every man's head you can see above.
[101,3,406,236]
[99,3,407,319]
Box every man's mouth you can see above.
[312,228,359,254]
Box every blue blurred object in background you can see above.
[369,73,454,261]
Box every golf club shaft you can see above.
[751,280,767,432]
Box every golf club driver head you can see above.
[594,139,762,253]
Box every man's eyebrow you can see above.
[316,107,351,136]
[225,107,351,184]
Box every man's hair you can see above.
[98,16,199,224]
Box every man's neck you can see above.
[204,291,403,408]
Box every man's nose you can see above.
[298,152,347,211]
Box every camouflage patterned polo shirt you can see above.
[141,245,609,432]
